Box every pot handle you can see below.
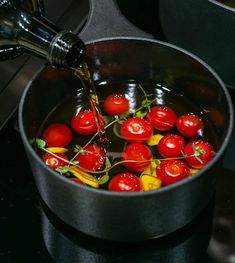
[79,0,153,43]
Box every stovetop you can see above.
[0,0,235,262]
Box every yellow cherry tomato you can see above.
[69,166,99,188]
[46,147,68,153]
[140,175,162,191]
[147,134,163,146]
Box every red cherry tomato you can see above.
[103,94,129,116]
[108,172,142,192]
[71,110,97,135]
[122,143,152,172]
[147,106,177,131]
[184,140,215,169]
[156,159,190,185]
[42,123,72,147]
[176,114,204,138]
[42,152,68,170]
[120,117,153,143]
[158,134,186,158]
[76,144,106,171]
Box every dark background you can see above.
[0,0,235,262]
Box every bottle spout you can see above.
[48,30,85,68]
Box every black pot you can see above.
[18,0,234,241]
[159,0,235,90]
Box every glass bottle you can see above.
[0,0,85,67]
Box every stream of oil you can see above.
[72,61,109,148]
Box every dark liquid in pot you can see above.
[37,79,219,190]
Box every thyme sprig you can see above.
[31,137,204,176]
[134,84,155,118]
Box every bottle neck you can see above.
[18,14,85,67]
[48,30,85,68]
[17,14,60,58]
[0,3,85,67]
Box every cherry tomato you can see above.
[103,94,129,116]
[42,123,72,147]
[176,113,204,138]
[147,106,177,131]
[71,110,97,135]
[120,117,153,143]
[108,172,142,192]
[76,144,106,171]
[184,140,215,169]
[42,152,68,170]
[156,159,190,185]
[158,134,186,158]
[122,143,152,172]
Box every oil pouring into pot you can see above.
[2,0,233,241]
[0,0,108,146]
[0,0,219,191]
[0,0,218,190]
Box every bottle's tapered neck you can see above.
[17,14,60,58]
[0,4,85,67]
[48,30,85,68]
[20,14,85,67]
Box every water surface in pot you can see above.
[34,77,220,191]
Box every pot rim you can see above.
[208,0,235,14]
[18,37,234,197]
